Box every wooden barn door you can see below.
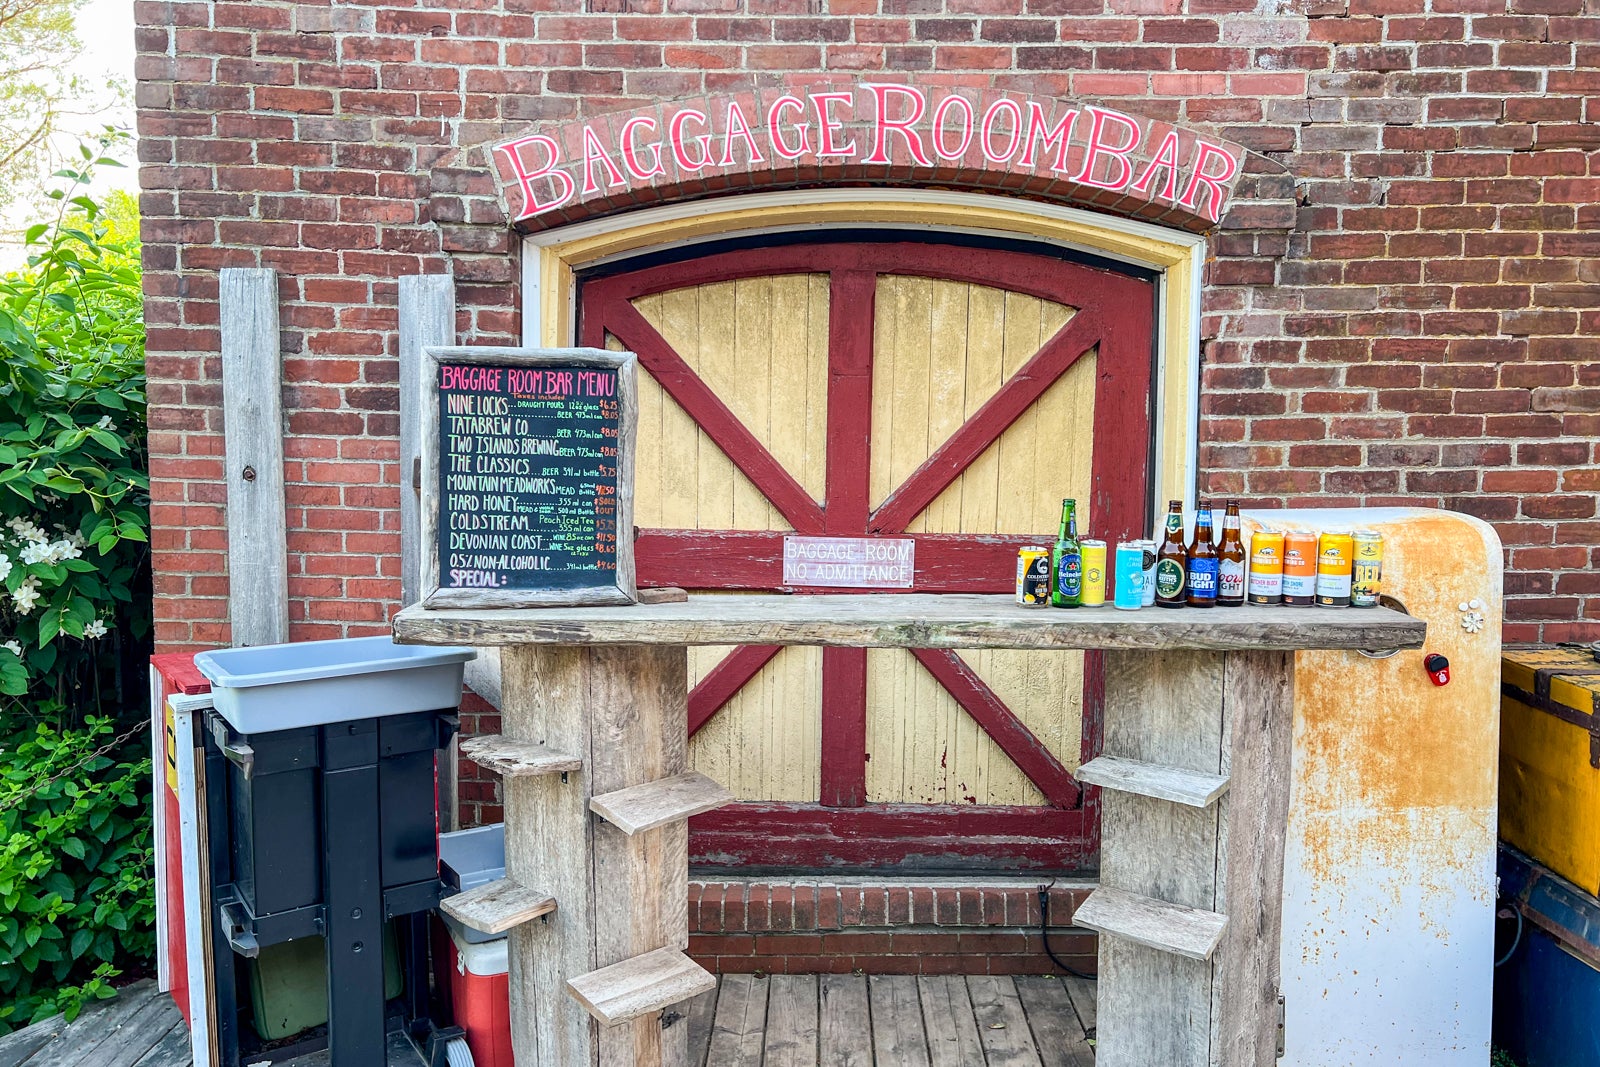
[578,237,1155,871]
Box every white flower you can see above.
[83,619,107,639]
[5,517,44,544]
[47,539,80,563]
[12,582,40,615]
[0,554,9,582]
[19,541,51,565]
[95,415,115,431]
[1,640,20,657]
[1461,611,1484,635]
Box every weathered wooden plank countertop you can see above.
[392,594,1424,651]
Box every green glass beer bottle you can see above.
[1050,498,1083,608]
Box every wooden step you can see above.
[1071,886,1228,962]
[1075,755,1230,808]
[589,771,734,835]
[567,947,717,1026]
[439,877,556,935]
[460,735,582,778]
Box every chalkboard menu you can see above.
[419,346,637,608]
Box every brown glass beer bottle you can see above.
[1154,500,1188,608]
[1186,503,1219,607]
[1217,501,1247,607]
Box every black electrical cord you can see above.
[1039,886,1098,982]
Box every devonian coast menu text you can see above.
[423,347,637,607]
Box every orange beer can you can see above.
[1247,530,1285,605]
[1316,531,1355,607]
[1281,530,1318,607]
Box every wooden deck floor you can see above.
[684,974,1097,1067]
[0,974,1096,1067]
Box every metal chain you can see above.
[1,716,150,808]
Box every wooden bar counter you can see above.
[394,595,1424,1067]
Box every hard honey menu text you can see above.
[437,363,620,591]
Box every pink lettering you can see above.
[1018,102,1078,173]
[1178,140,1240,223]
[767,96,812,160]
[619,116,665,181]
[1130,129,1182,202]
[494,135,574,219]
[810,91,856,157]
[863,83,931,167]
[1072,106,1141,191]
[580,125,625,195]
[719,100,766,167]
[930,94,974,161]
[669,108,713,172]
[980,98,1023,164]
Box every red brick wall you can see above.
[135,0,1600,649]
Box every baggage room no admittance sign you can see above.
[419,346,638,608]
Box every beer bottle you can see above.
[1187,502,1219,607]
[1217,500,1247,607]
[1049,498,1083,608]
[1154,500,1187,608]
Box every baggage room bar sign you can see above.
[419,346,638,609]
[492,84,1243,225]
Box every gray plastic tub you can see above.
[195,636,477,733]
[439,823,507,944]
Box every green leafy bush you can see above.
[0,716,154,1030]
[0,142,148,714]
[0,142,151,1033]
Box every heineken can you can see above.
[1114,542,1145,610]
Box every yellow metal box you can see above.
[1500,646,1600,895]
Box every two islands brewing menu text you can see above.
[437,362,620,592]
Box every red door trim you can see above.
[688,644,783,735]
[870,306,1106,535]
[910,649,1081,808]
[581,294,826,533]
[690,802,1094,870]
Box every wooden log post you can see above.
[498,643,717,1067]
[218,267,288,647]
[1080,649,1295,1067]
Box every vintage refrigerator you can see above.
[1253,508,1502,1065]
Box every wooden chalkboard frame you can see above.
[419,345,638,609]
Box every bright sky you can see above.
[0,0,136,267]
[64,0,138,194]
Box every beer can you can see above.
[1114,542,1145,610]
[1081,540,1107,607]
[1352,530,1384,607]
[1315,531,1354,607]
[1016,547,1051,606]
[1139,539,1158,607]
[1248,530,1285,605]
[1282,530,1318,606]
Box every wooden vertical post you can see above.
[398,273,455,608]
[498,643,719,1067]
[1076,649,1295,1067]
[397,274,458,829]
[219,267,288,647]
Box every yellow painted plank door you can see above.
[579,238,1157,869]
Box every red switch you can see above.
[1425,653,1450,686]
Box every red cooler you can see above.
[444,923,512,1067]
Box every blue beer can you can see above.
[1114,541,1145,610]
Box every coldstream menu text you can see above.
[436,362,621,593]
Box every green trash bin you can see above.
[246,923,404,1041]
